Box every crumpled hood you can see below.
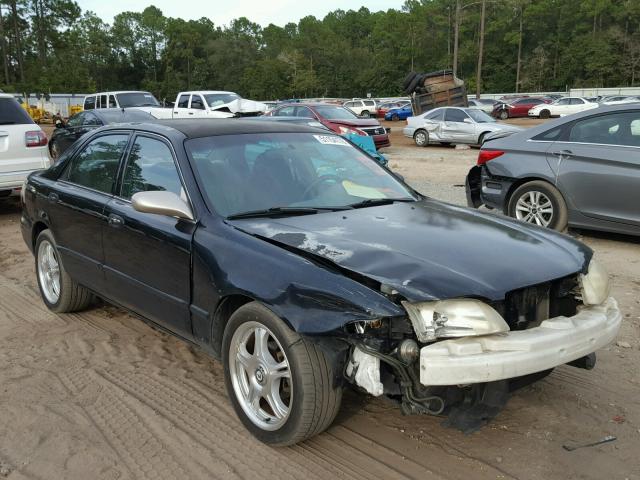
[229,199,590,302]
[214,98,267,114]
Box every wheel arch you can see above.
[211,293,256,357]
[32,221,49,250]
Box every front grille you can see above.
[362,127,386,136]
[492,274,580,330]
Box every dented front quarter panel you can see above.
[190,215,404,347]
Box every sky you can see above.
[77,0,404,27]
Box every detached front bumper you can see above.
[420,297,621,386]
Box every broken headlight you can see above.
[578,258,610,306]
[401,299,509,343]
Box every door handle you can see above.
[552,149,572,157]
[47,192,59,203]
[188,112,194,115]
[108,213,124,227]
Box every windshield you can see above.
[466,109,495,123]
[204,93,241,108]
[186,132,415,217]
[116,92,160,108]
[313,105,359,120]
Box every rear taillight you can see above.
[25,130,47,148]
[477,149,505,165]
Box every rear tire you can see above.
[361,110,370,118]
[35,230,94,313]
[414,129,429,147]
[540,109,551,119]
[507,181,568,231]
[222,302,342,446]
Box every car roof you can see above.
[86,91,153,96]
[98,119,331,139]
[0,93,13,99]
[90,109,157,123]
[182,91,236,95]
[496,104,640,141]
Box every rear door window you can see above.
[120,136,183,199]
[424,109,443,121]
[0,97,35,125]
[275,106,296,116]
[64,134,129,194]
[100,95,108,109]
[569,98,584,105]
[84,96,96,110]
[108,95,117,108]
[177,94,190,108]
[569,112,640,147]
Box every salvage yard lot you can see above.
[0,119,638,480]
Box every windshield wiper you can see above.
[348,198,416,209]
[0,121,16,125]
[227,206,338,220]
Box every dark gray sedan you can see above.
[466,104,640,236]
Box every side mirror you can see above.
[463,117,473,123]
[55,119,66,128]
[131,191,194,221]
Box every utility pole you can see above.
[515,5,523,93]
[475,0,486,98]
[453,0,460,76]
[0,4,9,85]
[9,0,24,83]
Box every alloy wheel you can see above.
[37,240,61,304]
[515,190,554,227]
[229,321,292,431]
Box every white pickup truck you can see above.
[83,90,267,119]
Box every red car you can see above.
[376,101,410,118]
[265,103,391,148]
[492,97,551,119]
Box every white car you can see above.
[343,99,378,118]
[403,107,521,146]
[83,91,160,110]
[599,95,640,106]
[467,98,499,114]
[0,94,50,197]
[167,91,266,118]
[528,97,598,118]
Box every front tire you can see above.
[223,302,342,446]
[35,230,94,313]
[391,114,399,121]
[540,109,551,119]
[508,181,568,231]
[414,129,429,147]
[499,110,509,120]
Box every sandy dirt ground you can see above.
[0,119,638,479]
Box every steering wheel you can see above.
[301,175,342,199]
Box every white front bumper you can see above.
[419,297,621,386]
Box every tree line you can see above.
[1,0,640,102]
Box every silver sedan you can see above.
[403,107,522,147]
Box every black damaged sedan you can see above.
[21,120,621,445]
